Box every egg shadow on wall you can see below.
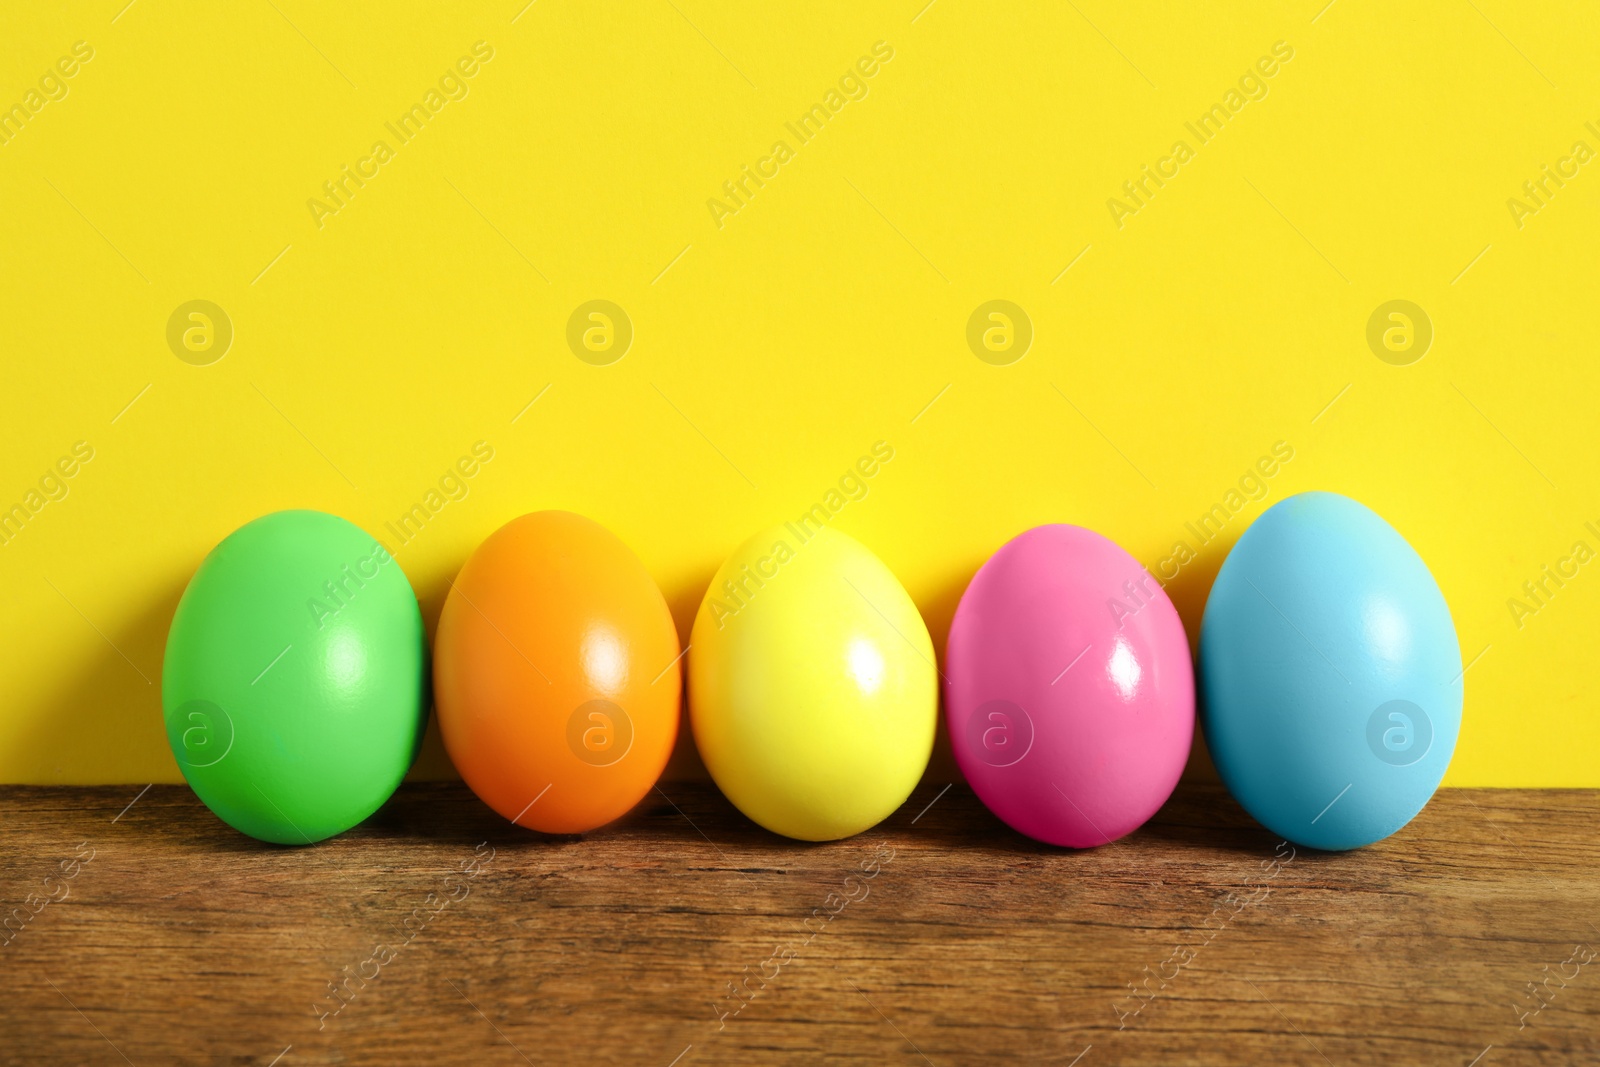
[401,560,463,782]
[1158,528,1243,787]
[916,557,984,786]
[23,568,186,787]
[656,559,719,783]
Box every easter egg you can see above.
[1199,492,1462,850]
[162,510,428,844]
[945,525,1194,847]
[689,525,937,841]
[433,511,681,834]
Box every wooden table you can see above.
[1,782,1595,1065]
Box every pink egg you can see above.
[945,525,1194,847]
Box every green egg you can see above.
[162,510,428,844]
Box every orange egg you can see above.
[433,511,681,833]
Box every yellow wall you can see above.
[2,2,1595,786]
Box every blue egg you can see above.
[1199,492,1462,850]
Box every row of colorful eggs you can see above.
[162,492,1462,851]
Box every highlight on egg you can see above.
[688,525,937,842]
[945,524,1195,847]
[433,511,681,835]
[162,510,429,844]
[1199,491,1463,850]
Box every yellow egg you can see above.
[689,524,937,840]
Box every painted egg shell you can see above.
[689,525,937,841]
[434,511,681,834]
[1199,491,1463,850]
[945,524,1194,847]
[162,510,428,844]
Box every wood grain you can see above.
[1,782,1596,1066]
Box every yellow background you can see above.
[1,1,1595,787]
